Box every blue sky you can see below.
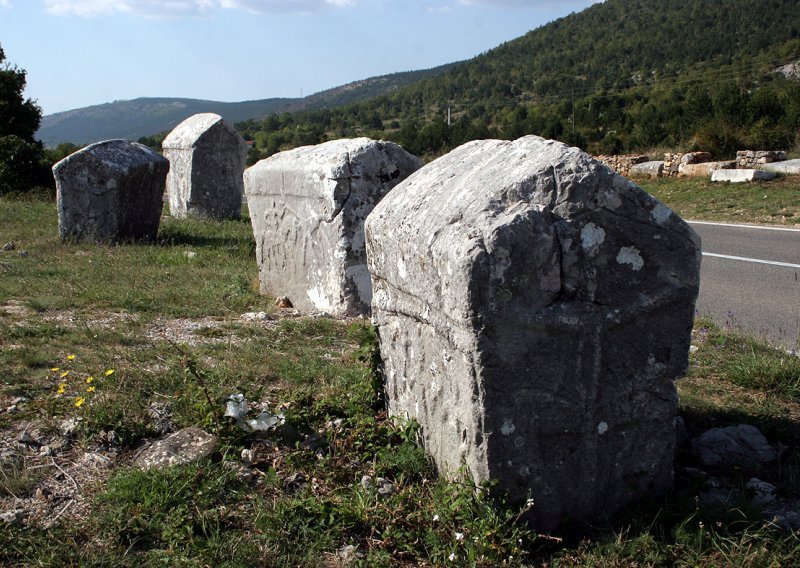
[0,0,599,116]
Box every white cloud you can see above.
[44,0,214,16]
[220,0,356,14]
[0,0,10,7]
[43,0,356,17]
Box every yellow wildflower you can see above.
[56,383,67,395]
[104,369,115,377]
[50,367,60,372]
[66,354,76,361]
[85,376,94,384]
[60,371,70,378]
[86,386,96,393]
[74,396,85,408]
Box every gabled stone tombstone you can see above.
[162,113,247,219]
[245,138,423,316]
[53,139,169,243]
[365,135,701,531]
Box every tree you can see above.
[0,44,49,193]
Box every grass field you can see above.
[1,184,799,566]
[638,175,800,226]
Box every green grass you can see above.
[0,194,265,317]
[2,193,800,565]
[638,176,800,225]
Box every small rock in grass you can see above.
[0,510,25,526]
[60,417,81,438]
[134,427,218,470]
[376,477,394,499]
[241,448,255,465]
[35,487,52,502]
[336,544,362,565]
[80,452,113,468]
[240,311,271,322]
[746,478,777,505]
[18,430,36,445]
[691,424,778,468]
[360,475,373,490]
[283,472,307,492]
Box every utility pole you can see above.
[571,87,576,137]
[447,106,451,126]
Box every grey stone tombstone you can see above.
[245,138,423,316]
[53,139,169,243]
[365,135,701,531]
[162,113,247,219]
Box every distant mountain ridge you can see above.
[36,64,455,146]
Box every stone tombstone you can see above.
[365,135,701,531]
[53,139,169,243]
[245,138,423,316]
[162,113,247,219]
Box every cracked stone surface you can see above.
[245,138,422,316]
[366,135,701,531]
[163,113,247,220]
[53,140,169,243]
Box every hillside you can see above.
[36,65,454,147]
[239,0,800,161]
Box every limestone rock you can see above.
[680,152,713,164]
[593,154,649,177]
[245,138,423,316]
[762,159,800,175]
[53,140,169,243]
[134,427,218,470]
[163,113,247,219]
[711,169,777,183]
[736,150,787,168]
[678,161,735,177]
[629,160,664,178]
[366,135,701,531]
[774,60,800,81]
[691,424,777,468]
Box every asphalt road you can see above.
[688,221,800,352]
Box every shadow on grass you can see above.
[679,404,800,446]
[156,218,254,249]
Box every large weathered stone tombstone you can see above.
[53,139,169,243]
[162,113,247,219]
[366,135,701,531]
[245,138,423,316]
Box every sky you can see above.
[0,0,600,116]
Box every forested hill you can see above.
[239,0,800,161]
[446,0,800,99]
